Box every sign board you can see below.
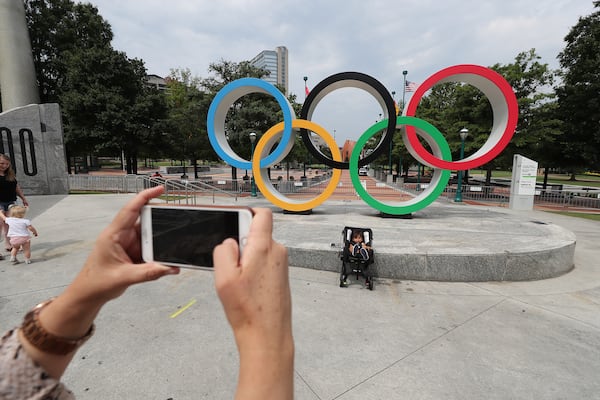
[511,155,538,196]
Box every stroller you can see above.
[339,226,375,290]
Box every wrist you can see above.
[21,299,95,354]
[235,329,294,360]
[37,293,102,340]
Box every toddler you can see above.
[349,229,371,261]
[0,205,38,264]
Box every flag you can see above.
[405,80,418,92]
[305,85,310,96]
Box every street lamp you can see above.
[389,91,396,176]
[454,127,469,202]
[249,132,257,197]
[303,76,308,100]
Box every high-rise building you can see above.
[250,46,288,94]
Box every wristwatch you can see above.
[20,299,95,355]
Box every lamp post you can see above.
[454,127,469,202]
[303,76,308,100]
[249,132,257,197]
[389,91,396,176]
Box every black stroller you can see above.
[339,226,375,290]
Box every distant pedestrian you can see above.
[151,171,163,178]
[0,154,29,255]
[0,205,38,264]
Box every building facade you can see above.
[250,46,288,94]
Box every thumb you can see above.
[213,238,240,285]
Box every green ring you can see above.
[349,116,452,215]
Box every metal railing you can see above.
[67,174,600,210]
[67,175,238,203]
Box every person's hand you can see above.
[26,186,179,379]
[213,208,291,349]
[213,208,294,399]
[65,185,179,305]
[39,186,178,335]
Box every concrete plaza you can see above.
[0,193,599,399]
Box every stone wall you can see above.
[0,103,68,195]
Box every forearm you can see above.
[236,339,295,400]
[16,185,26,202]
[19,290,103,380]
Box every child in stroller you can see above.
[339,227,374,290]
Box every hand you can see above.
[26,186,179,379]
[213,208,294,399]
[66,185,179,305]
[213,208,292,348]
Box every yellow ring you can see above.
[252,119,342,212]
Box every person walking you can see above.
[0,204,38,264]
[0,154,28,255]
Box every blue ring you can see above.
[207,78,294,169]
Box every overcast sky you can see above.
[81,0,594,144]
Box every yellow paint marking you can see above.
[170,299,197,318]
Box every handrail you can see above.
[158,177,238,204]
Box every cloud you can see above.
[78,0,595,143]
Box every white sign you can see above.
[511,155,538,196]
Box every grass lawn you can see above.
[546,211,600,221]
[470,170,600,188]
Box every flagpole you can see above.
[402,70,408,111]
[389,91,396,175]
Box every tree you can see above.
[557,1,600,175]
[25,0,166,174]
[202,59,291,180]
[414,49,558,184]
[165,68,214,178]
[490,49,560,180]
[24,0,113,103]
[60,46,163,173]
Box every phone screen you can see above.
[150,207,240,267]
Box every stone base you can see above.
[0,103,68,195]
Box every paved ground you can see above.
[1,193,599,399]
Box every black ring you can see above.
[300,72,396,169]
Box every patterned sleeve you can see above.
[0,329,75,400]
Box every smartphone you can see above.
[141,204,253,269]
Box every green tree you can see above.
[557,1,600,175]
[414,49,558,184]
[60,46,163,173]
[165,68,214,178]
[25,0,167,174]
[24,0,113,102]
[202,59,291,180]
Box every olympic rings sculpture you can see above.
[207,64,519,214]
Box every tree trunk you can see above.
[132,151,138,174]
[66,148,72,174]
[485,167,493,185]
[192,158,198,179]
[543,167,549,189]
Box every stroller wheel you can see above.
[366,274,374,290]
[340,262,348,288]
[340,274,348,287]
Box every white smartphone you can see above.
[140,204,253,269]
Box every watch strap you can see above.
[21,299,95,355]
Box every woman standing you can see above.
[0,154,29,254]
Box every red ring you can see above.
[404,64,518,170]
